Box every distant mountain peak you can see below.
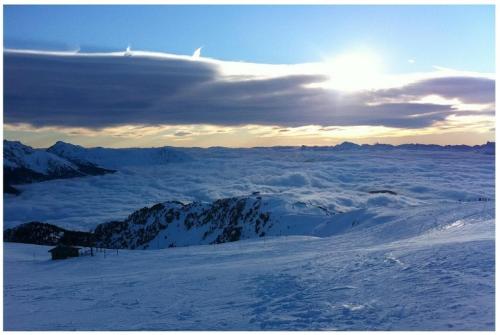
[4,139,115,195]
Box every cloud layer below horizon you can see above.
[3,49,495,147]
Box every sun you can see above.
[322,50,384,92]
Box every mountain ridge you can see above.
[7,139,496,151]
[3,140,115,194]
[4,193,338,249]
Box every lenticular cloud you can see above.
[3,49,495,130]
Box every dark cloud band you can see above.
[4,51,495,129]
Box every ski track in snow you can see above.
[3,148,495,330]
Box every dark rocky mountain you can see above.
[4,183,21,195]
[4,222,94,247]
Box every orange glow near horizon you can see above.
[4,116,495,149]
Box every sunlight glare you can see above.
[322,50,384,91]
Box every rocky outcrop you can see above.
[93,195,275,249]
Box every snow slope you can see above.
[3,144,495,330]
[4,200,494,330]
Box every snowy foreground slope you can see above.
[4,201,494,330]
[3,144,495,330]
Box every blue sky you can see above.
[4,5,495,73]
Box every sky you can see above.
[3,5,496,148]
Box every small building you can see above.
[48,245,81,260]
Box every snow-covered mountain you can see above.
[4,139,192,194]
[47,141,192,169]
[5,140,80,176]
[4,140,114,194]
[5,193,337,249]
[93,193,336,249]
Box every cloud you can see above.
[376,76,495,104]
[4,49,495,130]
[192,47,202,59]
[173,131,192,137]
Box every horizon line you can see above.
[4,138,495,150]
